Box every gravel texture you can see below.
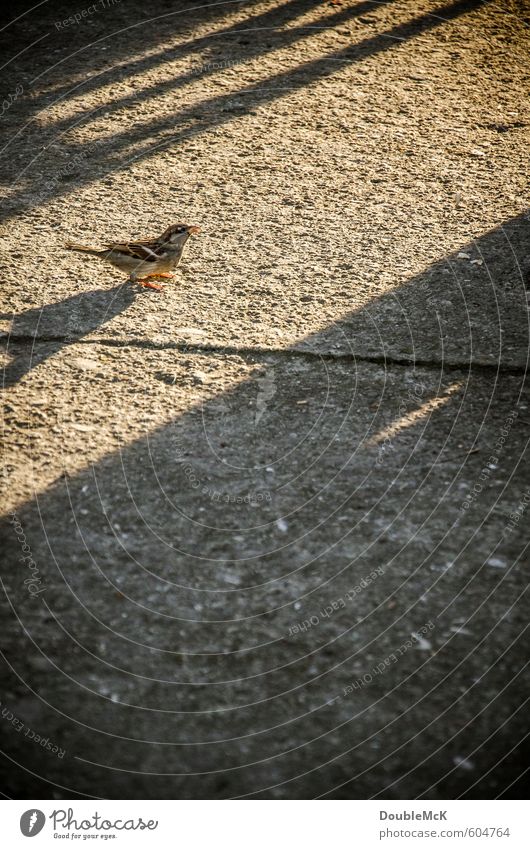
[0,0,529,800]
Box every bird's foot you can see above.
[148,273,173,279]
[139,280,165,291]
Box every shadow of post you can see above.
[2,0,488,219]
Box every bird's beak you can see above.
[188,225,201,235]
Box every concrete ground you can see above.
[0,0,529,799]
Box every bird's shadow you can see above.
[1,282,138,389]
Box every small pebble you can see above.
[487,557,507,569]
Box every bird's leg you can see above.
[139,280,165,291]
[129,271,164,291]
[139,269,174,290]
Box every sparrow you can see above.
[66,223,200,290]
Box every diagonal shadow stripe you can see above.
[12,0,391,146]
[3,0,488,218]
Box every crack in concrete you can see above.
[2,333,528,375]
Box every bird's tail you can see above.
[65,243,103,256]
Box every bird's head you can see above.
[160,223,201,247]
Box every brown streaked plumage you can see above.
[66,223,200,290]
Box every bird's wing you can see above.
[104,240,163,263]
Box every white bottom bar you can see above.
[1,800,527,848]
